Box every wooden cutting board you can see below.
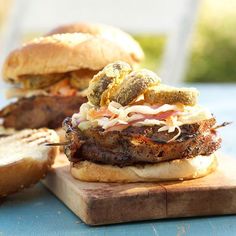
[42,154,236,225]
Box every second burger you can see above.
[0,23,143,130]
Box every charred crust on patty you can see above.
[0,95,87,130]
[63,118,221,167]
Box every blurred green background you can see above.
[134,0,236,83]
[0,0,235,83]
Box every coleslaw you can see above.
[72,101,212,139]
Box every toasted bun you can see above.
[47,22,144,63]
[0,129,59,196]
[71,154,217,183]
[3,32,143,83]
[0,126,16,136]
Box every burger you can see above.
[0,23,143,131]
[63,61,224,183]
[46,22,144,66]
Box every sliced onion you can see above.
[127,114,145,122]
[135,119,165,126]
[73,101,212,134]
[167,126,182,143]
[105,124,130,132]
[124,104,178,116]
[108,101,123,115]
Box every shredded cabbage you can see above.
[72,101,213,136]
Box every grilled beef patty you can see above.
[63,117,221,166]
[0,95,87,129]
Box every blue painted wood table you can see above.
[1,84,236,236]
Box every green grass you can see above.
[133,35,166,72]
[134,18,236,83]
[186,18,236,83]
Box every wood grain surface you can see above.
[42,153,236,225]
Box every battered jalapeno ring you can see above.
[20,73,66,89]
[144,85,199,106]
[112,69,161,106]
[87,61,132,106]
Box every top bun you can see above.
[47,22,144,63]
[3,31,143,83]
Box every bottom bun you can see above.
[71,154,218,183]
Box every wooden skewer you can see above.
[212,121,232,130]
[45,141,71,146]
